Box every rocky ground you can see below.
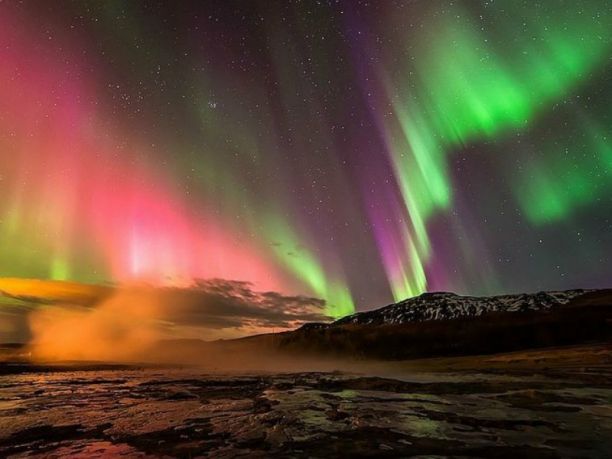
[0,347,611,458]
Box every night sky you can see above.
[1,0,611,317]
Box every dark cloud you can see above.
[154,279,328,330]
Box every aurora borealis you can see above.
[0,0,611,325]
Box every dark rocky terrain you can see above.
[1,346,612,458]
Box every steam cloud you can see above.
[0,278,328,362]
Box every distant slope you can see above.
[243,289,612,360]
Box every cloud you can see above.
[0,278,329,355]
[159,279,327,331]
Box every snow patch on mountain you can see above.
[332,289,590,326]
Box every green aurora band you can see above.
[374,0,611,300]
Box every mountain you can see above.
[273,288,612,360]
[329,289,590,326]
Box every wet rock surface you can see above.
[0,365,611,458]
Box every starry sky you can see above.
[0,0,611,318]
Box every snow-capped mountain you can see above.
[332,289,590,326]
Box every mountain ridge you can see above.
[327,288,591,327]
[262,288,612,360]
